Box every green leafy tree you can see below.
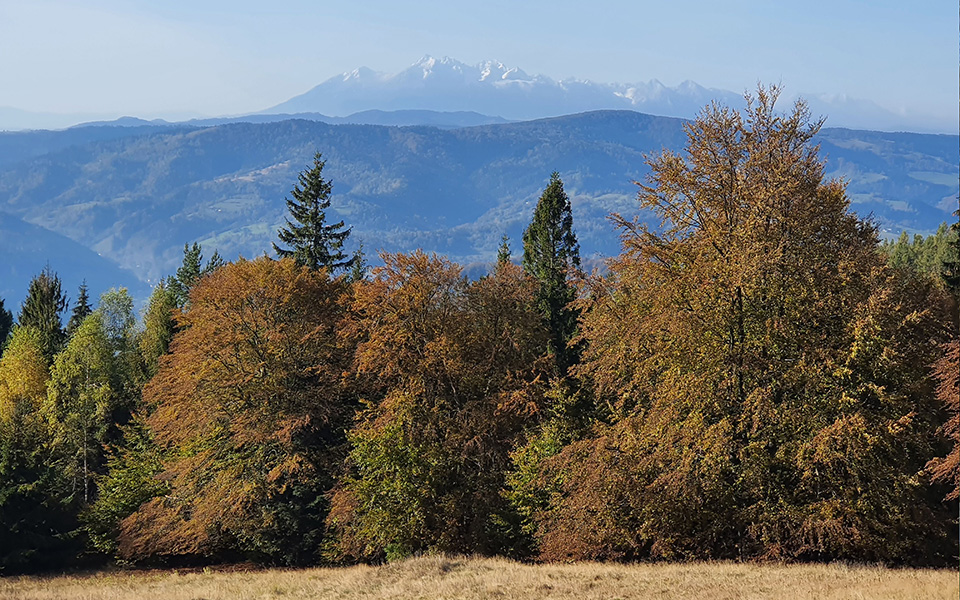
[84,419,167,555]
[99,288,146,402]
[44,312,120,504]
[522,172,581,375]
[17,266,68,363]
[65,282,93,338]
[274,152,354,274]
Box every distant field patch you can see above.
[1,555,957,600]
[908,171,960,187]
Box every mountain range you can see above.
[2,56,954,134]
[267,56,951,134]
[0,109,957,310]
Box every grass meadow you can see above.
[1,555,957,600]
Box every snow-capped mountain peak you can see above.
[262,56,952,132]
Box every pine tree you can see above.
[0,298,12,353]
[65,282,92,338]
[274,152,354,274]
[17,266,68,363]
[521,172,581,374]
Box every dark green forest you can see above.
[0,90,957,573]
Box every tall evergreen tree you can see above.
[168,243,223,309]
[17,266,68,363]
[65,282,92,338]
[347,242,368,283]
[274,152,354,274]
[521,172,581,374]
[0,298,12,353]
[497,234,512,269]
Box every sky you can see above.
[0,0,957,129]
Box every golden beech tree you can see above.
[327,252,549,560]
[527,87,956,564]
[118,257,354,564]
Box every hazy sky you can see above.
[1,0,956,126]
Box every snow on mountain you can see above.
[263,56,951,133]
[263,55,744,122]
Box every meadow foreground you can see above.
[1,555,957,600]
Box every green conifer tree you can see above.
[168,243,223,309]
[0,298,12,353]
[17,266,68,363]
[65,282,92,339]
[273,152,355,274]
[347,242,368,283]
[497,234,512,269]
[521,172,581,374]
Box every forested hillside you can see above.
[0,110,956,308]
[0,91,957,573]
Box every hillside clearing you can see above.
[1,555,957,600]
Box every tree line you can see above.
[0,87,957,572]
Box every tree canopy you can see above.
[526,87,956,563]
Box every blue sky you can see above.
[1,0,956,128]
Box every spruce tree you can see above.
[0,298,12,352]
[168,243,222,309]
[521,172,581,374]
[347,243,368,283]
[274,152,354,274]
[17,266,68,363]
[497,234,512,269]
[65,282,92,338]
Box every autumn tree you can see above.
[924,212,959,502]
[327,252,548,561]
[523,87,955,564]
[17,266,68,363]
[274,152,355,274]
[522,172,581,375]
[118,258,354,565]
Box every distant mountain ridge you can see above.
[0,110,956,310]
[264,56,953,133]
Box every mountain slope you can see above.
[0,212,149,310]
[0,111,955,298]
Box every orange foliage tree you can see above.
[118,257,354,564]
[327,252,549,560]
[525,87,956,564]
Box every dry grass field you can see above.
[1,555,956,600]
